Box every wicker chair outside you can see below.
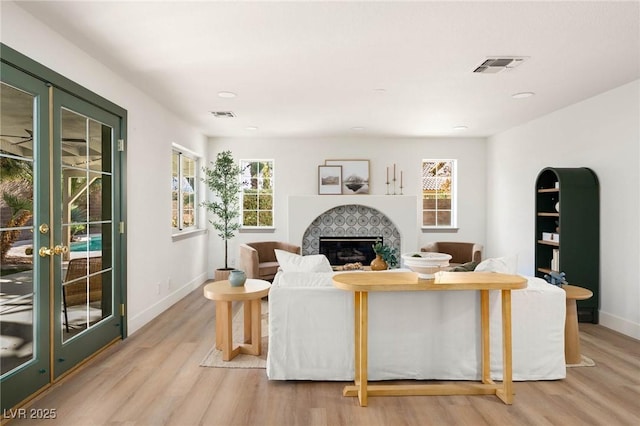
[62,257,103,332]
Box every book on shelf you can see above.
[551,249,560,271]
[542,232,560,243]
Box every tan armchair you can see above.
[239,241,302,281]
[421,242,483,265]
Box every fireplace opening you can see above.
[319,236,381,266]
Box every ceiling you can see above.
[15,1,640,139]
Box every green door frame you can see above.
[1,43,128,411]
[0,56,52,414]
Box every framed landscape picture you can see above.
[325,159,370,194]
[318,165,342,195]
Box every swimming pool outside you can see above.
[70,235,102,252]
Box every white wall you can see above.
[9,0,635,341]
[487,80,640,339]
[208,137,486,271]
[1,2,210,335]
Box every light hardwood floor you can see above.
[7,282,640,426]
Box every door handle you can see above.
[38,245,69,257]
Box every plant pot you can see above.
[370,254,388,271]
[229,270,247,287]
[214,268,234,282]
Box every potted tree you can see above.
[202,150,242,281]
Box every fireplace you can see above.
[319,236,380,266]
[288,195,418,258]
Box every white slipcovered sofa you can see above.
[267,268,566,382]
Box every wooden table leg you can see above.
[215,301,223,350]
[354,292,361,387]
[497,289,514,404]
[240,298,262,356]
[358,291,368,407]
[480,290,492,384]
[344,291,362,399]
[220,300,234,361]
[243,300,252,344]
[565,299,582,364]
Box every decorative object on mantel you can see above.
[201,150,242,281]
[371,238,398,270]
[386,163,403,195]
[402,252,452,279]
[325,159,370,194]
[318,165,342,195]
[544,270,568,286]
[370,254,388,271]
[333,262,363,271]
[229,269,247,287]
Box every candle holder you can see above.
[386,164,404,195]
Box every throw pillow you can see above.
[449,261,479,272]
[274,249,333,273]
[474,255,518,274]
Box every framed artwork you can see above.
[318,165,342,195]
[325,159,370,194]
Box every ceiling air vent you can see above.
[210,111,236,118]
[473,57,528,74]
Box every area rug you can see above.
[200,299,268,369]
[566,355,596,368]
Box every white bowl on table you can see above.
[402,252,452,279]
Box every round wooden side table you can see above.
[561,284,593,364]
[203,279,270,361]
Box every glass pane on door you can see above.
[60,108,113,342]
[0,82,36,375]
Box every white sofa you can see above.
[267,269,566,381]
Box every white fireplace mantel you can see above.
[287,195,419,255]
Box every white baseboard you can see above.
[599,310,640,340]
[127,272,207,335]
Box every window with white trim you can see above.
[172,147,200,232]
[240,159,274,228]
[422,159,456,228]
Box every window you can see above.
[172,147,199,232]
[240,159,274,228]
[422,160,456,228]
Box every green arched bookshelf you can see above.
[535,167,599,323]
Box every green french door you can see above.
[1,56,125,412]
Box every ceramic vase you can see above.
[370,254,388,271]
[229,270,247,287]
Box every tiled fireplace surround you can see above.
[288,195,419,258]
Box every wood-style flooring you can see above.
[7,282,640,426]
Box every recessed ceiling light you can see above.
[351,126,365,131]
[217,91,237,98]
[246,126,258,131]
[452,125,468,131]
[512,92,535,99]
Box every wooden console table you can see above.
[332,271,527,406]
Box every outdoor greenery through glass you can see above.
[171,149,197,230]
[422,160,455,227]
[0,81,36,375]
[240,160,274,227]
